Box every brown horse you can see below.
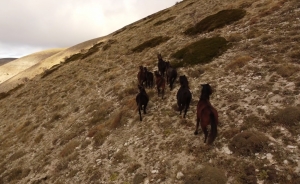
[137,66,146,86]
[157,53,167,77]
[194,84,218,144]
[154,71,165,99]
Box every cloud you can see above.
[0,0,178,58]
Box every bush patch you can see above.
[184,9,246,35]
[171,36,229,67]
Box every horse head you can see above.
[179,75,189,88]
[139,66,144,71]
[200,84,212,99]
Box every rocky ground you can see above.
[0,0,300,183]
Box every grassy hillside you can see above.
[1,0,300,183]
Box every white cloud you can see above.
[0,0,179,58]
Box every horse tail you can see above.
[208,112,217,144]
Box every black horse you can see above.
[165,62,177,90]
[143,67,154,88]
[157,53,167,77]
[176,75,192,118]
[136,85,149,121]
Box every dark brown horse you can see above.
[176,75,192,118]
[137,66,146,86]
[136,85,149,121]
[194,84,218,144]
[154,71,165,99]
[143,67,154,88]
[157,54,167,77]
[165,62,177,90]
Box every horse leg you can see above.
[183,105,188,118]
[194,118,200,135]
[201,125,208,143]
[138,104,142,121]
[143,104,147,114]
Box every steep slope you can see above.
[0,0,300,183]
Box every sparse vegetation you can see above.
[171,37,229,67]
[183,165,227,184]
[270,106,300,135]
[153,16,176,26]
[131,36,171,53]
[229,130,269,156]
[184,9,246,35]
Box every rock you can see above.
[176,172,184,180]
[151,170,159,174]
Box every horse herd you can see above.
[135,54,218,144]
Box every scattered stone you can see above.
[176,172,184,180]
[151,170,159,174]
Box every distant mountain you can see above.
[0,58,17,66]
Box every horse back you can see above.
[197,100,218,124]
[177,87,191,103]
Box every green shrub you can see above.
[184,9,246,35]
[131,36,171,53]
[171,37,229,67]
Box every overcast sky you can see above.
[0,0,179,58]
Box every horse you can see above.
[179,75,189,89]
[143,67,154,88]
[154,71,165,99]
[194,84,218,144]
[136,84,149,121]
[137,66,146,86]
[176,75,192,118]
[165,62,177,90]
[157,53,167,77]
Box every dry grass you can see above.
[60,140,80,157]
[225,55,252,71]
[275,64,299,77]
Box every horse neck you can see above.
[200,92,210,101]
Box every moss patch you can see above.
[131,36,171,53]
[171,37,229,67]
[184,9,246,35]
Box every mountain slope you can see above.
[0,0,300,183]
